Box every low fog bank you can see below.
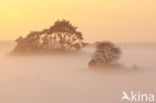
[0,45,156,103]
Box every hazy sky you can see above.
[0,0,156,42]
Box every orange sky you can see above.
[0,0,156,42]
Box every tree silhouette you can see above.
[89,41,121,67]
[13,20,87,53]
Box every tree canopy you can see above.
[89,41,121,68]
[13,20,87,53]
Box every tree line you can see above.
[12,19,122,69]
[13,20,87,53]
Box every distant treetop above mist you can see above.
[12,20,87,54]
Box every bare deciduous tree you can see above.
[89,41,121,67]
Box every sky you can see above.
[0,0,156,42]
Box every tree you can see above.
[88,41,121,67]
[12,20,87,53]
[45,20,84,49]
